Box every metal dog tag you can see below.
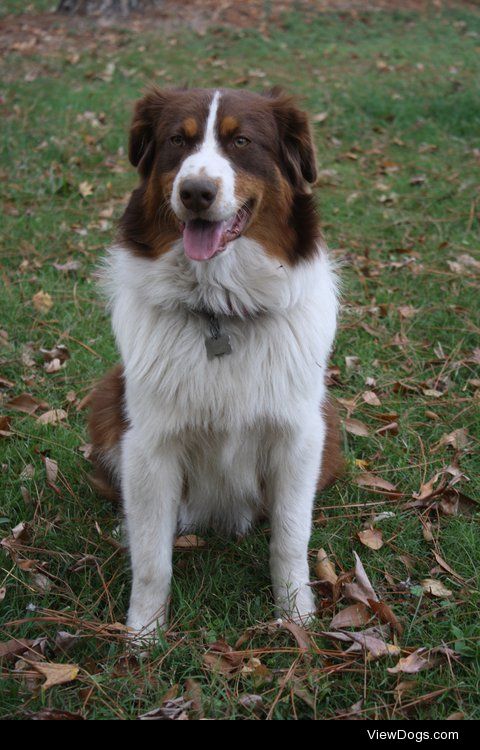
[205,333,232,360]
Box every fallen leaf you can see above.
[279,619,313,651]
[344,551,379,605]
[203,641,244,676]
[345,418,370,437]
[30,661,79,690]
[315,548,338,584]
[25,709,84,720]
[0,415,12,437]
[435,428,470,452]
[432,551,464,582]
[355,473,398,495]
[53,260,81,273]
[32,291,53,314]
[420,578,453,598]
[36,409,68,425]
[238,694,263,711]
[345,355,360,369]
[79,181,94,198]
[358,527,383,550]
[362,390,381,406]
[369,600,403,635]
[139,697,192,721]
[0,638,34,662]
[43,457,58,484]
[7,393,48,415]
[174,535,206,548]
[387,649,430,674]
[376,421,399,436]
[12,521,31,541]
[330,603,370,629]
[40,344,70,365]
[398,305,417,319]
[321,625,399,659]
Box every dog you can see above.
[88,87,342,636]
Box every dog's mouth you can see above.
[181,201,253,261]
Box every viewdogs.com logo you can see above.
[367,730,460,742]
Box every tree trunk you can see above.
[56,0,162,15]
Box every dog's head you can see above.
[123,87,319,263]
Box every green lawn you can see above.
[1,2,479,720]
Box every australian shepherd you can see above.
[89,87,342,637]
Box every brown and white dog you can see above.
[89,87,342,637]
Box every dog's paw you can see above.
[126,609,168,645]
[274,585,317,627]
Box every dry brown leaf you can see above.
[330,603,370,629]
[355,472,398,495]
[23,709,84,720]
[0,638,34,662]
[321,626,399,660]
[358,527,383,550]
[387,649,430,675]
[139,697,192,721]
[362,390,382,406]
[30,661,79,690]
[40,344,70,364]
[398,305,417,319]
[78,181,94,198]
[0,415,12,437]
[12,521,31,541]
[32,291,53,314]
[7,393,48,415]
[345,551,379,605]
[36,409,68,425]
[203,641,244,676]
[344,418,370,437]
[369,600,403,635]
[174,535,206,549]
[376,421,399,436]
[280,620,313,651]
[420,578,453,598]
[436,428,470,452]
[432,551,464,582]
[315,548,338,584]
[43,457,58,484]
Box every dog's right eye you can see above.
[170,135,185,147]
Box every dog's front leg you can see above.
[268,425,324,624]
[122,430,182,638]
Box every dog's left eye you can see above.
[233,136,250,148]
[170,135,185,147]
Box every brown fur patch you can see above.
[220,115,239,137]
[317,398,345,491]
[183,117,198,138]
[88,364,128,501]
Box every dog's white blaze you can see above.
[171,90,237,222]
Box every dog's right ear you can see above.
[129,88,166,176]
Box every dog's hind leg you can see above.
[88,364,128,502]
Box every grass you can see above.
[1,1,480,720]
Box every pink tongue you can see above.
[183,219,226,261]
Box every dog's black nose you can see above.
[180,178,218,213]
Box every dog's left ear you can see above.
[267,88,317,192]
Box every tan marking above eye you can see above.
[183,118,198,138]
[220,115,240,138]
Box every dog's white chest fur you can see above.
[103,239,337,535]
